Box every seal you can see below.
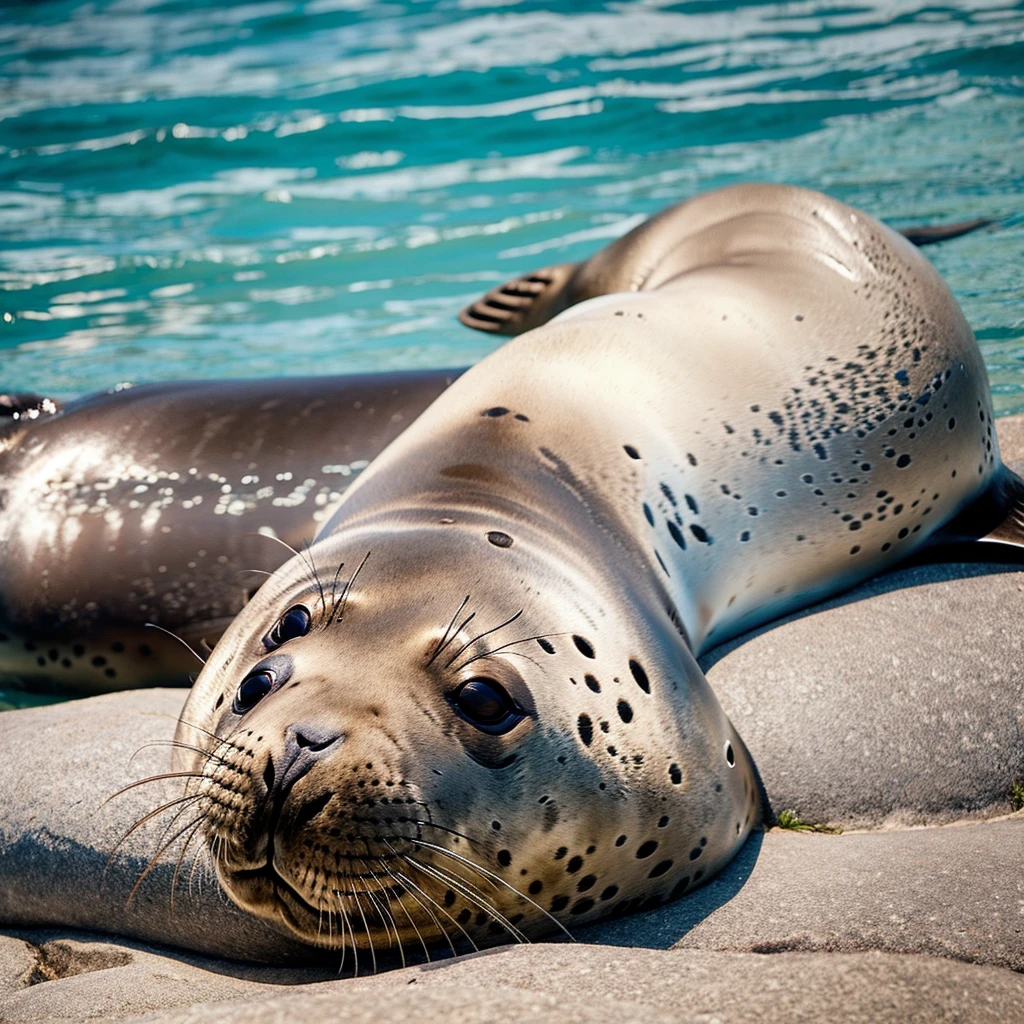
[171,183,1019,960]
[0,370,456,691]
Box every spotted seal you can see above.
[171,183,1016,960]
[0,371,456,691]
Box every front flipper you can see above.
[929,468,1024,554]
[458,262,581,335]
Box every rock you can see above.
[702,559,1024,828]
[582,816,1024,971]
[0,931,278,1024]
[0,935,35,992]
[2,940,1023,1024]
[0,690,323,964]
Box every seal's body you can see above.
[171,184,1010,959]
[0,371,455,689]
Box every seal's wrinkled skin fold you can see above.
[171,184,1006,954]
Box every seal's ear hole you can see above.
[725,741,736,768]
[264,605,311,651]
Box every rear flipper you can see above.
[458,262,581,336]
[898,218,993,247]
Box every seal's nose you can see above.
[272,722,345,797]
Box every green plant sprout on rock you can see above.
[774,809,843,834]
[1010,782,1024,813]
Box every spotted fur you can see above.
[174,184,999,960]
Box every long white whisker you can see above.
[411,838,574,941]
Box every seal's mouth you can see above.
[225,859,404,941]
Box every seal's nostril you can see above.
[287,723,344,756]
[274,724,345,796]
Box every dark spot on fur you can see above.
[629,660,650,693]
[573,635,595,658]
[577,714,593,746]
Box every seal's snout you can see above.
[275,721,345,796]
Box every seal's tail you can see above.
[458,262,581,336]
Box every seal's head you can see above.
[175,516,757,953]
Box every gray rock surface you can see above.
[584,816,1024,970]
[3,941,1023,1024]
[0,689,322,964]
[0,932,329,1024]
[702,560,1024,828]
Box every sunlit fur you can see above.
[165,184,998,963]
[173,524,755,957]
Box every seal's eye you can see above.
[264,605,311,650]
[232,669,276,715]
[453,677,524,735]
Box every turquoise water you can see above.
[1,0,1023,407]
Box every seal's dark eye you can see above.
[264,605,311,650]
[232,669,276,715]
[453,677,524,735]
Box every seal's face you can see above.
[175,524,756,954]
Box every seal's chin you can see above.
[220,860,402,947]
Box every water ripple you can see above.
[0,0,1021,409]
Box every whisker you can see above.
[445,609,524,669]
[144,622,206,666]
[327,559,347,626]
[332,550,370,627]
[375,859,432,963]
[362,881,406,969]
[381,844,462,959]
[330,886,355,975]
[403,854,528,944]
[409,818,480,846]
[173,715,229,745]
[347,877,377,975]
[379,855,455,960]
[460,631,570,670]
[302,537,328,618]
[427,594,470,665]
[411,838,574,941]
[170,817,207,912]
[396,856,480,954]
[100,771,209,808]
[128,740,230,769]
[250,531,325,612]
[127,814,207,905]
[104,793,204,876]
